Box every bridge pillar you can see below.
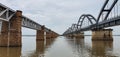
[0,10,22,47]
[92,29,113,41]
[46,32,51,39]
[0,21,9,46]
[68,34,73,37]
[9,10,22,47]
[73,33,84,38]
[36,26,45,41]
[52,32,56,38]
[51,32,54,38]
[55,33,58,37]
[67,34,71,37]
[54,33,58,38]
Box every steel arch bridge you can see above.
[63,0,119,35]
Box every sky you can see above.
[1,0,119,35]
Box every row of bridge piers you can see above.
[36,26,59,41]
[0,10,59,47]
[65,29,113,41]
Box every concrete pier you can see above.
[9,10,22,47]
[66,32,84,38]
[92,29,113,41]
[36,26,45,41]
[0,10,22,47]
[0,21,9,46]
[73,33,84,38]
[46,32,51,39]
[51,32,54,38]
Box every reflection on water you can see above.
[92,41,113,57]
[66,38,86,57]
[29,41,45,57]
[0,36,120,57]
[0,47,21,57]
[36,41,44,57]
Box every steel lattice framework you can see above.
[0,3,51,32]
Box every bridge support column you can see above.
[68,34,73,37]
[46,32,51,39]
[92,29,113,41]
[54,33,58,38]
[51,32,54,38]
[73,33,84,38]
[56,33,59,37]
[0,10,22,47]
[9,10,22,47]
[66,34,72,37]
[0,21,9,46]
[67,34,71,37]
[36,26,45,41]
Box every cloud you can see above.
[0,0,105,34]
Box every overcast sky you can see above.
[0,0,113,35]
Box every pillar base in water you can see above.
[46,32,51,39]
[9,30,22,47]
[36,30,44,41]
[0,10,22,47]
[92,29,113,41]
[0,32,9,47]
[92,41,113,56]
[73,32,84,38]
[36,26,45,41]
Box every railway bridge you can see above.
[0,3,59,47]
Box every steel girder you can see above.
[22,16,42,30]
[0,3,52,32]
[0,3,15,21]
